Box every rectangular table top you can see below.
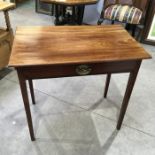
[9,25,151,67]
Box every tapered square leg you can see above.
[104,74,111,98]
[77,5,85,25]
[117,61,141,130]
[17,72,35,141]
[28,79,36,105]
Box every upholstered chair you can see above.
[98,0,150,37]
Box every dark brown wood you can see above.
[55,4,60,25]
[9,26,151,141]
[15,61,141,79]
[117,60,141,130]
[133,0,148,13]
[77,5,85,25]
[28,79,36,105]
[132,25,136,37]
[17,71,35,141]
[104,74,111,98]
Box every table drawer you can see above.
[17,60,140,79]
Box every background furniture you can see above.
[0,1,15,69]
[98,0,150,37]
[35,0,103,24]
[40,0,98,25]
[9,25,151,141]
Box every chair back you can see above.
[103,0,150,22]
[132,0,150,12]
[104,0,132,9]
[104,0,149,11]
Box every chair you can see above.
[98,0,150,37]
[0,1,15,69]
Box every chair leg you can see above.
[97,10,104,25]
[136,25,144,42]
[54,4,59,25]
[104,74,111,98]
[97,18,104,25]
[72,6,76,23]
[4,10,11,31]
[111,20,114,25]
[77,5,85,25]
[132,25,137,37]
[125,23,130,30]
[51,4,54,16]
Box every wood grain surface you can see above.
[40,0,97,5]
[0,2,15,11]
[9,25,151,67]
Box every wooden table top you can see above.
[40,0,97,5]
[9,25,151,67]
[0,2,15,11]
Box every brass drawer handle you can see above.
[76,65,92,76]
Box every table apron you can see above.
[16,60,141,80]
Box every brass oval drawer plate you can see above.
[76,64,92,76]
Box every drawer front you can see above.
[17,60,140,79]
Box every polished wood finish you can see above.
[9,26,151,141]
[41,0,97,5]
[9,25,151,67]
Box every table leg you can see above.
[62,6,66,17]
[77,5,85,25]
[51,4,55,16]
[71,6,76,24]
[28,79,36,105]
[117,61,141,130]
[104,74,111,98]
[17,72,35,141]
[55,4,59,25]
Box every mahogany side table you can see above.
[9,25,151,141]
